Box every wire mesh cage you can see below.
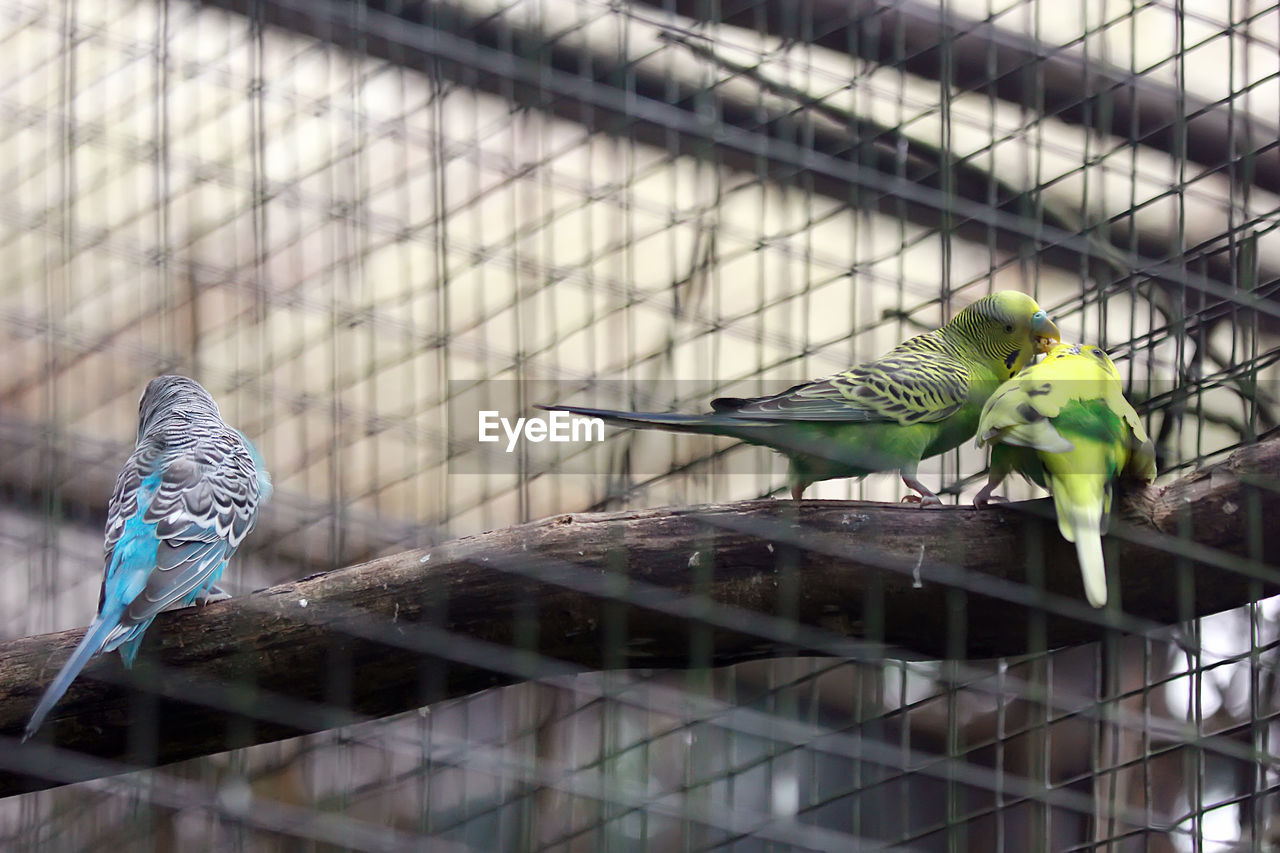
[1,0,1279,850]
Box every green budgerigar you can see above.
[539,291,1059,503]
[974,342,1157,607]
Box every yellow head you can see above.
[1041,342,1123,381]
[943,291,1062,379]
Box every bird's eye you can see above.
[1004,324,1014,333]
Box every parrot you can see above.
[23,375,272,741]
[973,342,1157,608]
[539,291,1060,503]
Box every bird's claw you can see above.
[900,494,942,507]
[197,585,232,606]
[973,493,1009,509]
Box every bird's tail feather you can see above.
[536,404,762,434]
[1072,532,1108,608]
[24,602,125,741]
[1051,485,1108,608]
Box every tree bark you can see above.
[1,435,1277,797]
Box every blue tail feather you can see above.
[113,628,150,670]
[23,602,126,741]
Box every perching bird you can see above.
[974,343,1156,608]
[24,375,272,741]
[540,291,1059,503]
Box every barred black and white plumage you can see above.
[541,291,1060,502]
[24,375,271,741]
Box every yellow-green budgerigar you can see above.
[539,291,1059,503]
[974,342,1157,607]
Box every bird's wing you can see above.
[99,442,161,612]
[977,346,1155,473]
[101,444,155,577]
[1101,378,1158,484]
[135,433,263,620]
[975,347,1112,452]
[715,338,973,425]
[102,430,264,627]
[975,376,1075,453]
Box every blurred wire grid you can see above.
[0,0,1279,849]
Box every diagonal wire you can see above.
[248,0,1280,324]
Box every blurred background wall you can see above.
[2,0,1279,849]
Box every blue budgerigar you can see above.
[24,375,272,741]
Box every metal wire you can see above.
[1,0,1279,849]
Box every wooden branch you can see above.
[1,436,1278,797]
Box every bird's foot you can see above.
[197,585,232,606]
[899,473,941,507]
[899,493,942,507]
[973,492,1009,509]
